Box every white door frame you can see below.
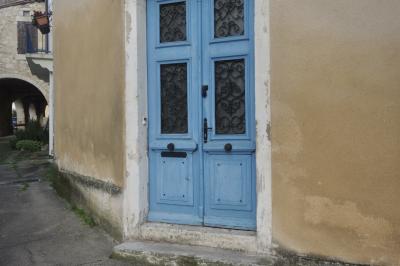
[123,0,271,253]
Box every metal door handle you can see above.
[167,143,175,151]
[224,143,232,152]
[203,118,212,143]
[202,85,208,97]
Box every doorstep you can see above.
[138,222,259,253]
[112,240,273,266]
[112,240,366,266]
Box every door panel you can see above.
[147,0,255,230]
[204,153,256,230]
[156,152,193,206]
[148,0,202,225]
[206,154,252,211]
[202,0,256,230]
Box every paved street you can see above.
[0,137,128,266]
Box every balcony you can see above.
[18,21,50,54]
[18,21,53,72]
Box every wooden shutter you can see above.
[17,22,38,54]
[17,21,27,54]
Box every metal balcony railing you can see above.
[27,27,49,53]
[18,22,49,54]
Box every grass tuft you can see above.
[45,165,72,201]
[71,205,96,227]
[45,165,96,228]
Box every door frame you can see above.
[123,0,272,253]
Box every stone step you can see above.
[112,240,273,266]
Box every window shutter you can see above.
[27,23,38,52]
[17,21,27,54]
[17,22,38,54]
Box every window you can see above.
[17,22,38,54]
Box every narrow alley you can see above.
[0,137,128,265]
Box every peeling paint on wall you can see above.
[305,196,395,249]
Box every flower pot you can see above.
[35,15,49,26]
[32,13,50,34]
[38,24,50,34]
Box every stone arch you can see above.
[0,73,49,102]
[0,75,48,136]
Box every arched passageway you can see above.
[0,78,48,137]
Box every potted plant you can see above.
[32,11,50,34]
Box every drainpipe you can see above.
[46,0,54,156]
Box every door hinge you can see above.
[202,85,208,97]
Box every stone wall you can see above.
[0,2,49,101]
[0,0,41,9]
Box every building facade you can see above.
[0,0,50,136]
[52,0,400,265]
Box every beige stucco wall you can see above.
[271,1,400,265]
[53,0,125,187]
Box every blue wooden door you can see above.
[147,0,255,230]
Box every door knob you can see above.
[224,143,232,152]
[167,143,175,151]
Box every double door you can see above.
[147,0,255,230]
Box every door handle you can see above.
[224,143,233,152]
[167,143,175,151]
[203,118,212,143]
[202,85,208,97]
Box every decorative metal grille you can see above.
[215,59,246,134]
[214,0,244,38]
[161,63,188,134]
[160,2,187,43]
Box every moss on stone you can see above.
[111,252,239,266]
[46,165,73,202]
[71,205,96,227]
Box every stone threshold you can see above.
[138,222,259,254]
[112,240,367,266]
[112,240,272,266]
